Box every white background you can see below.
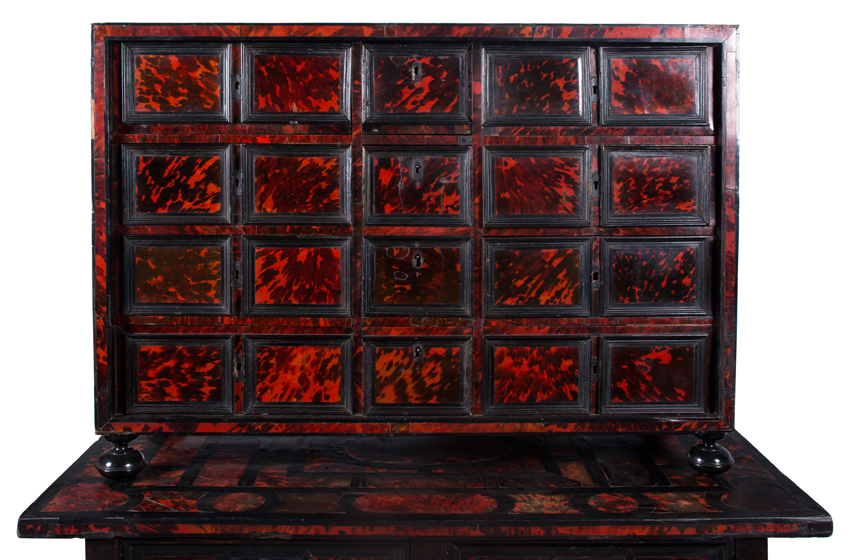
[3,1,847,559]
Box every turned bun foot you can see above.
[95,435,146,479]
[687,432,734,474]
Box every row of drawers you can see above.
[123,43,711,127]
[125,235,709,317]
[123,332,710,417]
[124,144,712,227]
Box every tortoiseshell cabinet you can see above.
[18,24,832,560]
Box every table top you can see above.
[18,430,831,540]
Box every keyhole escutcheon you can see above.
[410,61,422,82]
[412,252,423,269]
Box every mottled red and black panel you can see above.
[604,147,708,225]
[485,48,589,123]
[366,340,469,411]
[248,46,349,120]
[129,150,224,219]
[604,239,708,315]
[367,239,470,315]
[485,240,589,316]
[491,343,584,405]
[603,338,705,412]
[366,45,470,122]
[251,340,349,405]
[127,238,230,315]
[253,246,340,305]
[485,147,589,225]
[135,344,223,403]
[367,149,470,224]
[124,44,229,121]
[246,145,351,223]
[601,48,709,125]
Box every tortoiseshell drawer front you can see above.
[123,236,232,316]
[364,337,472,416]
[243,336,353,416]
[601,237,710,316]
[601,146,712,226]
[483,146,592,227]
[122,43,231,124]
[243,145,352,225]
[242,44,351,123]
[483,46,592,126]
[484,238,591,317]
[243,237,351,317]
[483,337,591,415]
[364,237,473,316]
[364,146,472,226]
[122,145,232,225]
[124,334,234,414]
[363,44,471,126]
[600,47,711,127]
[600,335,711,415]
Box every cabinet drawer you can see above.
[483,46,591,126]
[484,238,591,317]
[601,146,712,226]
[123,236,232,316]
[483,337,591,415]
[243,145,352,225]
[124,334,234,414]
[364,237,472,316]
[125,541,406,560]
[122,43,231,123]
[364,146,472,226]
[363,44,471,125]
[122,145,232,225]
[244,335,352,415]
[364,337,471,415]
[600,335,710,415]
[600,47,711,126]
[243,237,351,316]
[242,44,351,123]
[601,237,710,316]
[483,146,592,227]
[452,543,729,560]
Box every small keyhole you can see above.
[415,163,421,174]
[410,158,424,180]
[410,61,422,82]
[592,271,599,282]
[592,365,599,374]
[412,252,423,269]
[414,344,423,360]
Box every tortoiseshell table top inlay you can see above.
[18,431,830,540]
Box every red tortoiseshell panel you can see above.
[365,339,470,414]
[125,237,231,315]
[245,146,351,224]
[246,337,351,413]
[602,146,710,226]
[602,337,706,414]
[365,147,471,226]
[245,45,350,122]
[601,47,709,126]
[485,239,590,317]
[124,146,229,224]
[602,238,709,316]
[128,337,232,412]
[365,238,471,316]
[484,47,590,125]
[364,45,471,124]
[484,147,590,226]
[485,338,590,414]
[246,237,350,316]
[123,44,230,122]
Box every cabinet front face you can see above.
[97,28,736,434]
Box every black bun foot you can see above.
[95,435,146,479]
[687,432,734,475]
